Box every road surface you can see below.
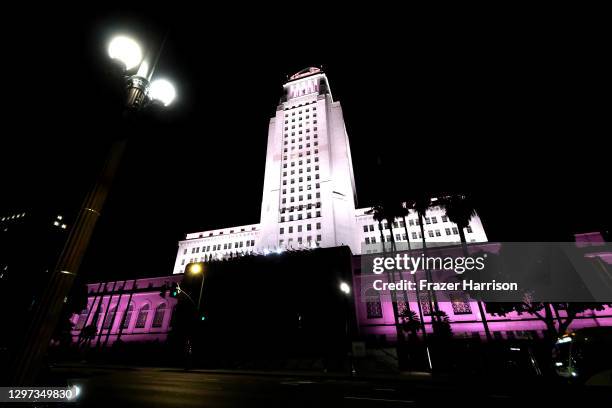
[45,365,607,407]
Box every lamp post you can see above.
[10,32,177,385]
[188,263,205,314]
[339,281,356,375]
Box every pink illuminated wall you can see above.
[70,275,183,346]
[352,235,612,342]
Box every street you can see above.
[44,365,608,407]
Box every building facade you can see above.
[70,275,182,346]
[171,67,487,274]
[69,69,611,347]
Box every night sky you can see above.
[1,8,609,280]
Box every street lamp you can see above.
[149,78,176,106]
[339,280,356,375]
[107,34,177,111]
[9,30,179,385]
[339,281,351,295]
[108,35,143,71]
[188,262,206,313]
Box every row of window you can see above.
[362,215,451,232]
[282,157,319,168]
[284,128,318,137]
[282,150,315,160]
[282,174,320,185]
[198,226,258,238]
[363,227,471,243]
[280,223,321,234]
[76,303,169,331]
[283,100,318,111]
[364,291,472,319]
[282,165,319,175]
[279,235,322,246]
[284,136,318,145]
[186,239,256,255]
[284,105,317,116]
[282,141,319,150]
[283,144,319,154]
[280,211,321,222]
[281,193,321,203]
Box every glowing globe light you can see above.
[340,282,351,295]
[189,263,203,274]
[108,36,143,70]
[148,79,176,106]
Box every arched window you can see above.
[365,289,383,319]
[75,308,88,330]
[152,303,167,328]
[122,303,134,329]
[92,302,105,326]
[103,305,117,330]
[135,304,150,329]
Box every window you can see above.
[445,228,451,235]
[103,305,117,330]
[365,237,370,244]
[435,230,441,237]
[431,217,437,224]
[152,303,167,328]
[428,230,434,238]
[316,222,321,230]
[369,225,374,232]
[365,289,383,318]
[122,303,134,329]
[363,225,368,232]
[75,308,89,330]
[419,294,432,316]
[466,226,473,233]
[135,304,150,328]
[452,227,459,234]
[449,293,472,315]
[442,215,448,222]
[280,227,284,234]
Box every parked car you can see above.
[552,327,612,385]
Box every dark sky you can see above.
[1,8,609,280]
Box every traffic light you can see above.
[159,283,168,298]
[200,314,206,321]
[169,282,180,298]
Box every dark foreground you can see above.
[11,365,612,407]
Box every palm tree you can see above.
[380,201,417,339]
[399,203,427,340]
[366,205,405,349]
[409,196,440,321]
[439,194,492,342]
